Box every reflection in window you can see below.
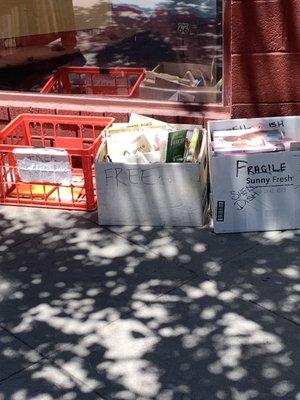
[0,0,222,104]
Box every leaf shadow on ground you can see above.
[0,208,299,400]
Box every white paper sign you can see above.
[13,148,73,185]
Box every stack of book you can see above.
[211,128,296,155]
[98,114,202,164]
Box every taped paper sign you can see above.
[13,148,73,185]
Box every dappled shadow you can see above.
[95,31,177,70]
[108,224,300,325]
[0,206,299,399]
[0,53,85,92]
[230,1,300,117]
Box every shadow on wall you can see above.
[0,207,299,399]
[232,1,300,117]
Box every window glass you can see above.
[0,0,222,103]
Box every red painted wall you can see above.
[230,0,300,118]
[0,103,229,131]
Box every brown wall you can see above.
[230,0,300,118]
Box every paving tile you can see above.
[1,206,299,399]
[107,223,280,274]
[0,206,86,252]
[50,283,300,400]
[81,210,98,224]
[0,326,41,382]
[197,230,300,324]
[107,223,300,324]
[0,359,104,399]
[0,217,193,357]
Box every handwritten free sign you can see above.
[13,148,73,185]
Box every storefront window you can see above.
[0,0,222,104]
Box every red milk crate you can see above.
[0,114,114,211]
[41,66,146,97]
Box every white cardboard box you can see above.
[140,62,222,103]
[208,116,300,233]
[95,125,208,226]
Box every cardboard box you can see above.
[153,62,213,82]
[95,125,208,226]
[208,116,300,233]
[140,62,222,103]
[139,84,221,103]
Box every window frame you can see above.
[0,0,231,116]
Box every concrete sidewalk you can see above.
[0,206,299,400]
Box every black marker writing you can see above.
[236,160,286,177]
[231,186,261,210]
[127,168,140,185]
[103,166,162,186]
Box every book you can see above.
[129,113,175,132]
[212,128,287,154]
[166,129,188,162]
[106,128,168,163]
[184,127,201,162]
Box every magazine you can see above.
[212,128,288,154]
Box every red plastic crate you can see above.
[41,66,146,97]
[0,114,114,211]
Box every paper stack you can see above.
[98,113,202,164]
[211,128,295,155]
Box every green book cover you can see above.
[166,129,188,162]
